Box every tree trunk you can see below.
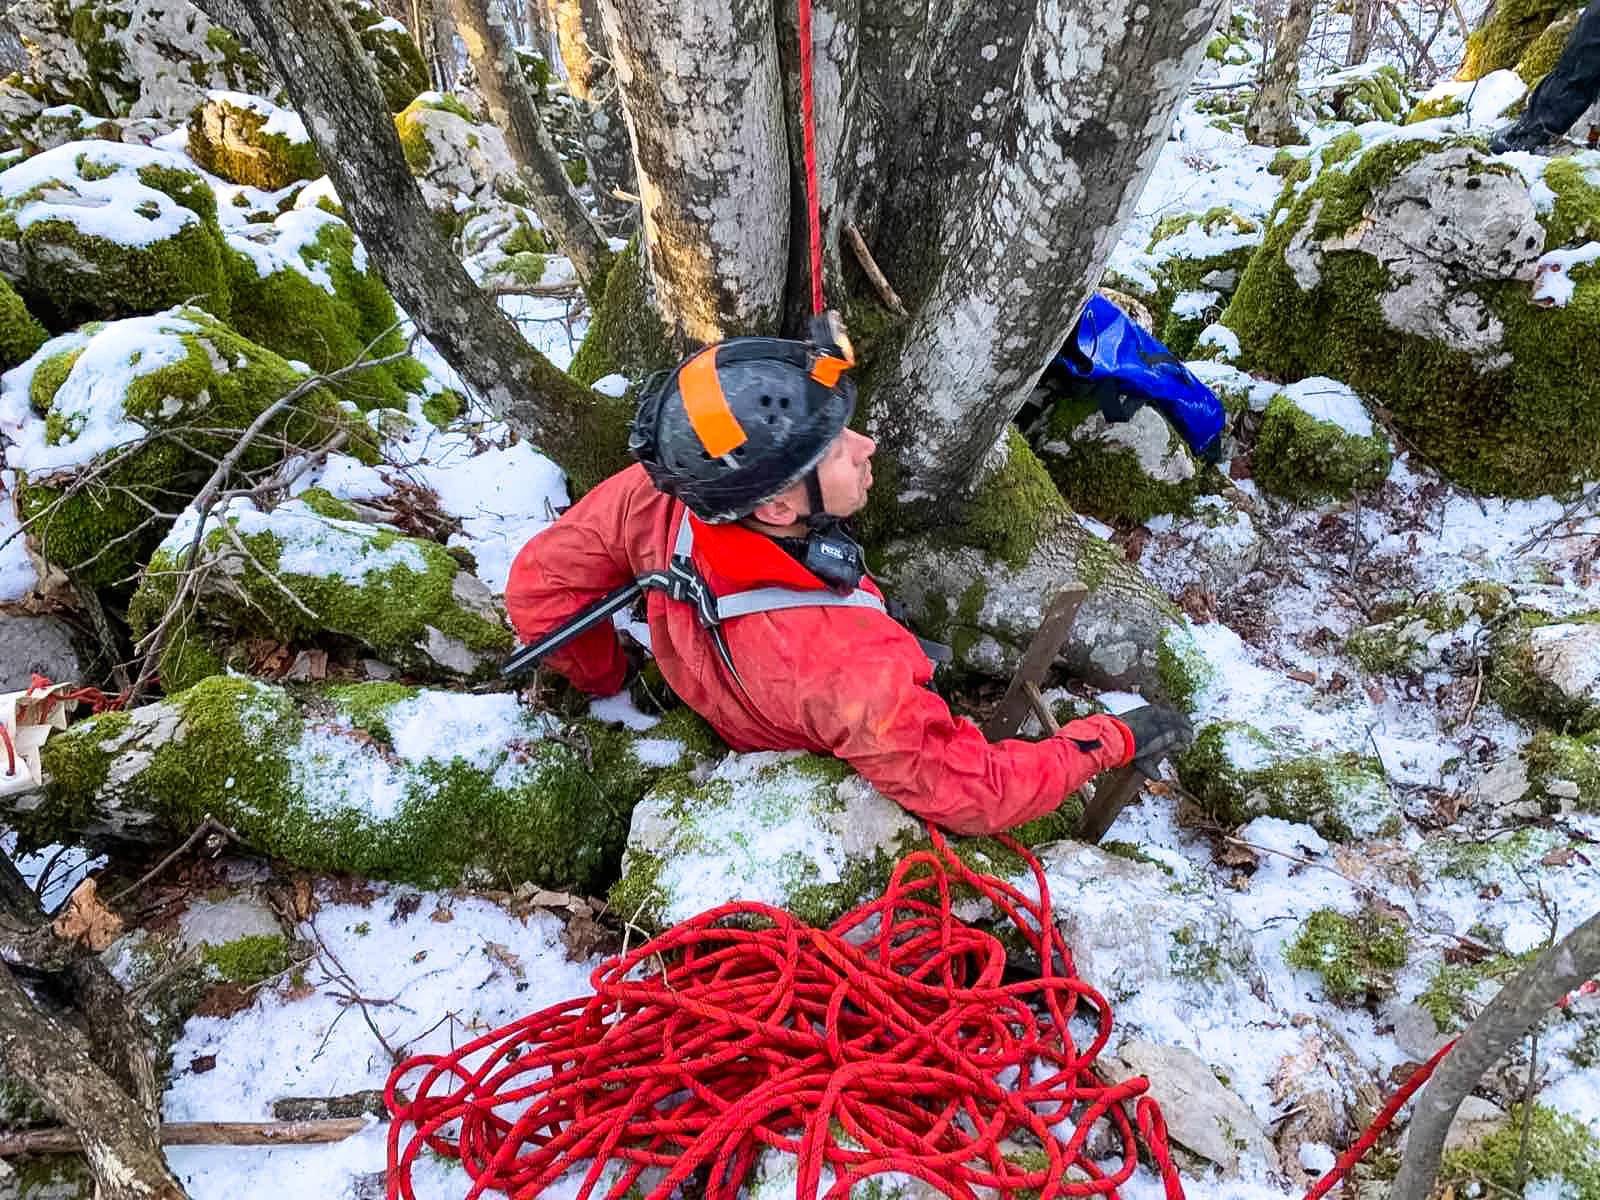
[595,0,789,344]
[1345,0,1378,66]
[428,0,458,91]
[1393,909,1600,1200]
[208,0,633,494]
[551,0,637,231]
[0,964,186,1199]
[451,0,615,294]
[1247,0,1316,145]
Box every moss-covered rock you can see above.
[0,273,46,369]
[1344,589,1481,675]
[187,91,322,191]
[127,495,513,689]
[1177,721,1396,840]
[1462,0,1585,80]
[393,92,522,216]
[1145,208,1262,356]
[1252,385,1390,503]
[344,0,427,112]
[1037,399,1201,524]
[1441,1104,1600,1200]
[32,677,690,892]
[1222,135,1600,496]
[1284,905,1408,1003]
[568,238,673,386]
[1524,729,1600,810]
[1405,91,1467,124]
[1489,615,1600,733]
[1325,65,1410,124]
[3,1154,93,1198]
[0,141,233,328]
[224,208,426,410]
[1517,6,1584,84]
[1,306,356,587]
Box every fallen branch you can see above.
[107,816,239,907]
[483,279,585,299]
[844,223,908,317]
[0,1117,372,1156]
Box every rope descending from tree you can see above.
[385,828,1187,1200]
[797,0,825,315]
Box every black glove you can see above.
[1116,705,1194,766]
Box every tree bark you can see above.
[1345,0,1378,66]
[427,0,458,92]
[0,963,186,1199]
[867,0,1227,507]
[1247,0,1316,145]
[595,0,789,344]
[209,0,633,494]
[550,0,637,231]
[450,0,615,293]
[1393,909,1600,1200]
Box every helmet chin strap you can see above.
[803,467,831,528]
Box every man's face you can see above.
[815,427,876,518]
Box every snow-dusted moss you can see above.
[1284,906,1408,1003]
[1441,1104,1600,1200]
[225,209,425,410]
[187,91,322,191]
[1330,66,1410,124]
[1145,208,1262,356]
[1222,135,1600,496]
[345,0,427,112]
[35,677,685,892]
[1252,387,1390,503]
[5,307,357,586]
[1345,589,1480,675]
[568,238,673,386]
[0,273,46,369]
[1524,731,1600,811]
[1177,721,1396,840]
[1489,614,1600,733]
[0,142,232,327]
[127,496,513,688]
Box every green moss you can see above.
[1156,626,1213,711]
[1254,392,1391,502]
[568,238,673,387]
[1177,722,1391,839]
[225,219,423,411]
[1517,6,1582,83]
[1284,906,1408,1003]
[1426,826,1560,883]
[1417,952,1529,1032]
[1543,156,1600,249]
[324,681,422,742]
[1405,93,1466,124]
[955,428,1068,568]
[494,251,548,287]
[187,96,323,191]
[201,933,292,984]
[607,848,667,924]
[40,677,664,892]
[0,276,48,370]
[354,11,428,112]
[8,1154,93,1198]
[1525,730,1600,809]
[1462,0,1579,80]
[420,388,464,428]
[1489,616,1600,734]
[1224,134,1600,497]
[1442,1104,1600,1200]
[128,504,512,689]
[296,486,363,522]
[504,219,555,257]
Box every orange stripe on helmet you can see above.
[679,346,748,458]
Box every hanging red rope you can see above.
[797,0,825,315]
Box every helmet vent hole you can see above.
[778,396,791,410]
[759,395,772,407]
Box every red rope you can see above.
[797,0,824,315]
[27,673,128,715]
[387,828,1184,1200]
[385,822,1550,1200]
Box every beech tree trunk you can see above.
[1345,0,1378,66]
[451,0,615,292]
[550,0,637,231]
[208,0,633,493]
[1247,0,1316,145]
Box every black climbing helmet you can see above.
[629,314,856,523]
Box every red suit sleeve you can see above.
[793,633,1135,836]
[503,471,638,696]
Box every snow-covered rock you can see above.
[1140,492,1264,596]
[1491,615,1600,734]
[1110,1039,1278,1174]
[395,92,522,217]
[1253,379,1390,504]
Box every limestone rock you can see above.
[394,92,521,216]
[0,614,80,690]
[1110,1039,1278,1174]
[1491,616,1600,734]
[611,751,922,931]
[188,90,321,191]
[1037,403,1199,525]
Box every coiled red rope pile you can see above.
[386,828,1185,1200]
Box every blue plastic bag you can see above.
[1050,294,1226,460]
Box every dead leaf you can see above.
[291,877,317,922]
[390,893,422,924]
[194,983,254,1019]
[52,879,123,951]
[429,904,455,924]
[1219,840,1260,870]
[1229,453,1253,480]
[411,949,428,964]
[1178,585,1219,624]
[484,940,525,980]
[1542,845,1589,868]
[561,911,614,963]
[1364,680,1388,706]
[190,1054,217,1074]
[1286,669,1318,685]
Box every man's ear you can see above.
[751,492,803,527]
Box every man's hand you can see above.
[1117,705,1195,767]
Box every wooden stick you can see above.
[0,1118,373,1156]
[1077,767,1146,845]
[844,223,908,317]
